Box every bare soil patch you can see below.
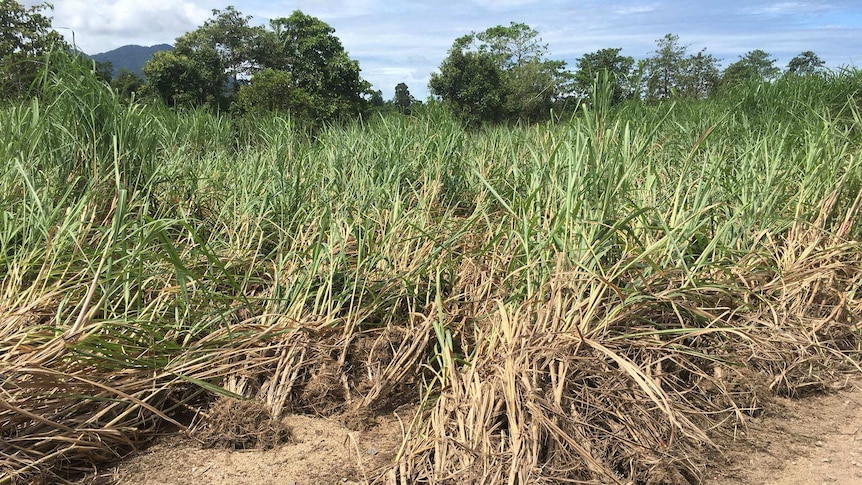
[85,409,409,485]
[704,378,862,485]
[79,379,862,484]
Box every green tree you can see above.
[0,0,67,98]
[92,59,113,84]
[112,68,144,99]
[721,49,780,88]
[643,35,721,100]
[235,68,315,120]
[143,6,262,109]
[431,23,567,123]
[572,47,635,104]
[644,34,688,100]
[680,48,720,99]
[144,7,368,120]
[787,51,825,75]
[475,23,568,120]
[143,50,216,107]
[254,11,369,120]
[176,6,260,83]
[472,22,546,69]
[505,58,566,121]
[369,89,384,107]
[429,47,506,125]
[393,82,413,113]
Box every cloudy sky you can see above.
[27,1,862,99]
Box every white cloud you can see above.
[280,0,381,19]
[60,0,210,34]
[34,0,214,53]
[612,5,659,15]
[471,0,541,8]
[744,1,833,15]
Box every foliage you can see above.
[430,22,568,123]
[679,48,720,98]
[143,6,259,109]
[644,33,688,100]
[235,68,315,121]
[787,50,826,75]
[429,47,506,125]
[469,22,547,69]
[254,11,369,120]
[0,0,67,99]
[142,7,368,120]
[89,59,113,84]
[175,6,260,85]
[572,47,635,104]
[143,49,221,107]
[369,89,384,107]
[643,34,720,100]
[112,68,145,99]
[393,82,413,113]
[720,49,780,89]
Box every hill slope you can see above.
[90,44,173,77]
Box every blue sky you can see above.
[30,1,862,99]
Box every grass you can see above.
[1,54,861,484]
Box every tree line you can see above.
[1,1,831,126]
[432,28,826,124]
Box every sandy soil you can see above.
[92,411,409,485]
[703,379,862,485]
[82,380,862,485]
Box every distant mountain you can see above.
[90,44,173,78]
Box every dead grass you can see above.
[2,73,862,484]
[2,202,861,484]
[193,397,291,450]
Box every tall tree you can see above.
[429,47,506,125]
[143,50,217,107]
[572,47,635,104]
[369,89,384,107]
[787,51,825,75]
[235,68,315,120]
[0,0,67,98]
[506,58,567,121]
[393,82,413,113]
[680,48,720,99]
[144,7,259,108]
[253,11,369,120]
[144,8,368,119]
[721,49,780,88]
[431,23,567,123]
[473,22,546,69]
[644,34,688,100]
[176,6,260,83]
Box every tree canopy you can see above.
[644,34,687,100]
[430,22,568,124]
[787,51,825,76]
[720,49,780,88]
[143,7,368,119]
[1,2,838,128]
[642,34,720,100]
[393,82,414,113]
[253,11,369,120]
[680,48,720,99]
[572,47,635,104]
[0,0,67,98]
[429,47,506,125]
